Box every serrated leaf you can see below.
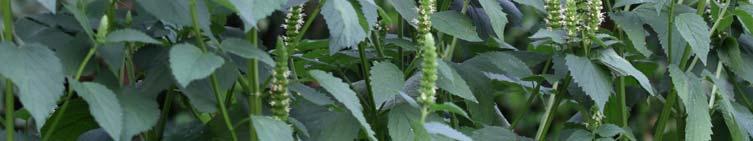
[668,65,712,141]
[180,63,239,113]
[429,103,469,119]
[227,0,287,31]
[478,0,508,40]
[309,70,377,141]
[610,12,651,57]
[635,5,690,65]
[251,116,294,141]
[436,61,478,103]
[369,61,405,107]
[321,0,367,54]
[0,43,64,131]
[431,11,483,42]
[358,0,378,28]
[106,29,160,44]
[566,54,613,110]
[597,49,655,95]
[169,44,225,88]
[675,13,711,65]
[717,37,753,84]
[118,91,160,141]
[70,81,124,140]
[220,38,275,66]
[388,104,420,141]
[424,122,471,141]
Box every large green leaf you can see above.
[41,99,98,141]
[369,61,405,107]
[220,38,274,66]
[675,13,711,64]
[309,70,377,141]
[597,49,655,95]
[424,122,471,141]
[169,43,225,88]
[709,75,750,141]
[668,65,712,141]
[118,91,160,141]
[478,0,509,40]
[387,0,418,27]
[291,96,360,141]
[431,11,483,42]
[436,61,478,103]
[226,0,287,30]
[388,104,421,141]
[70,81,124,140]
[0,43,64,131]
[251,116,294,141]
[635,5,691,65]
[358,0,379,28]
[321,0,367,54]
[566,54,613,110]
[106,29,161,44]
[610,12,651,57]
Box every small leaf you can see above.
[227,0,287,30]
[424,122,471,141]
[118,91,160,141]
[252,116,295,141]
[309,70,377,141]
[321,0,367,54]
[478,0,508,40]
[387,0,418,27]
[597,49,655,95]
[610,12,651,57]
[70,81,124,140]
[566,54,613,110]
[431,11,483,42]
[106,29,161,44]
[169,43,225,88]
[675,13,711,64]
[429,102,469,119]
[220,38,275,66]
[369,61,405,107]
[668,65,712,141]
[0,43,65,131]
[596,124,623,137]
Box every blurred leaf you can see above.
[675,13,711,65]
[512,0,544,13]
[134,0,191,26]
[424,122,471,141]
[388,104,420,141]
[220,38,275,66]
[70,81,124,140]
[309,70,377,141]
[387,0,418,27]
[226,0,287,31]
[41,99,98,141]
[668,65,712,141]
[0,43,64,131]
[118,92,160,141]
[321,0,367,54]
[596,124,622,137]
[437,61,478,103]
[566,54,613,111]
[718,37,753,84]
[169,43,225,88]
[37,0,58,13]
[597,49,655,95]
[180,63,239,113]
[370,61,405,107]
[478,0,508,40]
[564,129,594,141]
[106,29,161,44]
[613,0,651,8]
[251,116,294,141]
[431,11,483,42]
[610,12,651,57]
[471,126,532,141]
[429,102,469,119]
[358,0,379,28]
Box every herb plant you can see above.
[3,0,753,140]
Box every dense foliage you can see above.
[4,0,753,140]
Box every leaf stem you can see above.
[1,0,12,41]
[152,88,175,140]
[246,28,261,141]
[210,75,238,141]
[4,80,13,141]
[617,76,628,127]
[534,76,571,141]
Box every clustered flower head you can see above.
[563,0,580,42]
[282,4,305,49]
[544,0,563,30]
[584,106,605,131]
[582,0,604,38]
[270,4,306,121]
[416,0,438,107]
[416,0,436,35]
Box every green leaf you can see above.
[709,75,750,141]
[169,43,225,88]
[251,116,295,141]
[436,61,478,103]
[597,49,655,95]
[292,96,361,141]
[134,0,191,26]
[220,38,275,66]
[424,122,471,141]
[321,0,367,54]
[98,43,125,76]
[596,124,623,137]
[290,83,335,106]
[478,0,509,40]
[566,54,613,110]
[735,4,753,34]
[64,5,95,41]
[635,5,690,65]
[675,13,711,64]
[118,91,160,141]
[564,129,595,141]
[613,0,651,8]
[431,11,483,42]
[0,43,64,131]
[227,0,287,30]
[387,0,418,27]
[358,0,379,28]
[610,12,651,57]
[478,52,533,77]
[428,103,469,119]
[308,70,377,141]
[41,99,98,141]
[369,61,405,107]
[70,81,124,140]
[36,0,57,13]
[668,65,712,141]
[106,29,161,44]
[733,104,753,138]
[180,63,239,113]
[471,126,532,141]
[717,37,753,84]
[388,104,420,141]
[511,0,544,13]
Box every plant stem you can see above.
[4,80,12,141]
[153,88,175,140]
[654,0,680,139]
[246,28,261,141]
[1,0,12,40]
[357,43,379,132]
[535,76,571,141]
[210,75,238,141]
[511,59,552,128]
[295,0,326,41]
[617,76,628,127]
[709,62,724,109]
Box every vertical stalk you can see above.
[1,0,13,140]
[617,76,628,127]
[654,0,678,139]
[246,28,261,141]
[189,0,236,140]
[535,76,571,141]
[153,89,175,140]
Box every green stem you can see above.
[153,89,175,140]
[617,76,628,127]
[1,0,13,41]
[357,43,379,133]
[535,76,571,141]
[654,89,677,141]
[5,80,13,141]
[210,75,238,141]
[295,0,326,41]
[43,44,98,141]
[709,62,724,109]
[246,28,261,141]
[189,0,208,52]
[511,59,552,128]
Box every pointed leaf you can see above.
[431,11,483,42]
[478,0,508,40]
[597,49,655,95]
[424,122,471,141]
[675,13,711,64]
[387,0,418,27]
[321,0,367,54]
[0,43,64,131]
[70,81,124,140]
[220,38,275,66]
[252,116,295,141]
[437,62,478,103]
[227,0,287,30]
[37,0,57,13]
[309,70,377,141]
[118,91,160,141]
[610,12,651,57]
[428,102,469,119]
[369,61,405,107]
[566,54,613,110]
[169,44,225,87]
[106,29,161,44]
[668,65,712,141]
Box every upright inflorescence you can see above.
[544,0,563,30]
[563,0,580,43]
[416,0,438,107]
[582,0,603,43]
[269,4,305,122]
